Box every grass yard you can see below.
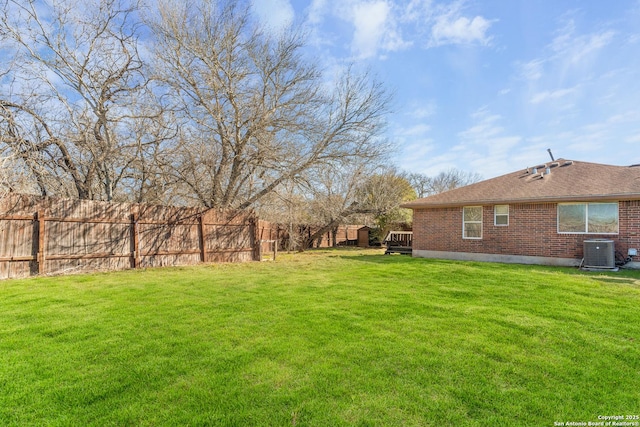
[1,249,639,426]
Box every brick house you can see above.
[402,159,640,269]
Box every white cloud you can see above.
[308,0,493,60]
[400,0,435,21]
[459,108,504,140]
[427,2,493,48]
[507,15,630,149]
[523,106,640,167]
[578,110,640,145]
[512,15,618,112]
[608,110,640,123]
[407,100,437,119]
[307,0,329,25]
[625,134,640,144]
[518,59,545,81]
[430,15,492,47]
[551,20,615,64]
[401,123,432,136]
[396,138,437,173]
[343,0,412,58]
[251,0,294,31]
[351,1,391,58]
[530,86,577,104]
[452,108,523,175]
[398,4,640,176]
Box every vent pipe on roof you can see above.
[547,148,555,162]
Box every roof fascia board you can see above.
[402,193,640,209]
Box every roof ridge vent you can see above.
[561,160,574,167]
[528,171,544,181]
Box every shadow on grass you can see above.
[558,265,640,282]
[336,252,449,266]
[301,248,640,283]
[335,250,640,280]
[585,274,640,287]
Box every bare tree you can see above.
[150,0,391,209]
[407,168,482,198]
[0,0,163,201]
[2,0,392,212]
[406,172,431,199]
[298,164,413,248]
[0,151,37,196]
[363,172,415,238]
[255,181,308,251]
[300,162,367,247]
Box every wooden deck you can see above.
[383,231,413,255]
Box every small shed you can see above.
[357,226,370,247]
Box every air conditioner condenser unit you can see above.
[583,239,615,269]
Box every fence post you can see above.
[37,208,46,275]
[198,213,207,263]
[253,218,261,261]
[273,237,277,261]
[131,213,140,268]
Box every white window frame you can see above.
[494,205,509,226]
[463,206,483,239]
[557,202,619,234]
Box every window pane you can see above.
[464,207,482,221]
[558,204,586,232]
[495,205,508,215]
[464,223,482,238]
[588,203,618,233]
[495,205,508,226]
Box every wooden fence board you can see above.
[38,209,46,275]
[131,213,140,268]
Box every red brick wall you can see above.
[413,200,640,259]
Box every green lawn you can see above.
[1,249,639,426]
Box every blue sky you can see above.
[251,0,640,179]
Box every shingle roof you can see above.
[402,159,640,209]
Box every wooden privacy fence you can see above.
[0,194,260,279]
[309,224,363,248]
[256,221,368,253]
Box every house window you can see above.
[557,203,618,234]
[494,205,509,226]
[463,206,482,239]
